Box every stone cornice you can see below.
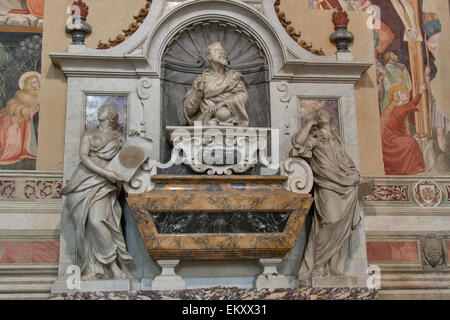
[50,50,371,83]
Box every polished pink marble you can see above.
[366,241,419,262]
[32,242,59,263]
[0,241,59,263]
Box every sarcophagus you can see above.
[127,175,312,261]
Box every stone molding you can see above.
[50,0,372,82]
[362,176,450,208]
[363,175,450,298]
[0,263,58,300]
[0,171,62,200]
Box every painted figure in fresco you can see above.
[381,83,427,175]
[290,109,361,285]
[422,13,450,172]
[349,0,372,11]
[0,0,45,19]
[62,104,133,281]
[310,0,371,11]
[391,0,422,41]
[183,42,250,127]
[0,72,40,164]
[380,52,412,115]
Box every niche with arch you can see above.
[160,20,270,163]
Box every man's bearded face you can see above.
[208,44,228,66]
[390,53,400,63]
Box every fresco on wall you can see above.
[0,0,44,20]
[309,0,450,176]
[85,95,128,136]
[0,32,42,170]
[299,99,341,137]
[308,0,372,11]
[0,0,44,170]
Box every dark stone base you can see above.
[50,287,377,300]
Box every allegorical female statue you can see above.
[62,104,133,280]
[183,42,250,127]
[290,109,361,285]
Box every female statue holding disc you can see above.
[62,104,133,280]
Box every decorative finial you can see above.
[71,0,89,18]
[332,8,349,27]
[330,8,354,53]
[65,0,92,45]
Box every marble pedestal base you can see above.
[51,279,136,293]
[255,259,290,289]
[312,275,369,288]
[152,260,186,290]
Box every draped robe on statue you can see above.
[62,130,132,277]
[291,130,361,281]
[183,68,249,127]
[382,93,425,175]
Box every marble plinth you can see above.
[51,280,133,293]
[126,175,313,261]
[255,259,290,289]
[312,275,369,288]
[151,260,186,290]
[50,287,378,300]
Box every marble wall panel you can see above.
[0,241,59,263]
[366,241,419,262]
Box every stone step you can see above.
[0,276,56,284]
[0,264,57,299]
[0,293,50,300]
[380,273,450,290]
[379,289,450,300]
[0,283,53,293]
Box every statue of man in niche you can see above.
[183,42,250,127]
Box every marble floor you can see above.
[50,287,377,300]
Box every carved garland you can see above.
[274,0,325,56]
[96,0,323,55]
[97,0,152,49]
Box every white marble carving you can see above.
[50,0,371,291]
[166,126,269,175]
[282,157,314,195]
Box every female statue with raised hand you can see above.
[290,109,361,285]
[62,104,133,281]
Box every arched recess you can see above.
[159,20,271,163]
[160,19,270,128]
[139,0,289,77]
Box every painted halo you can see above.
[18,71,41,90]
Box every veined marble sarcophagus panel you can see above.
[127,175,312,260]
